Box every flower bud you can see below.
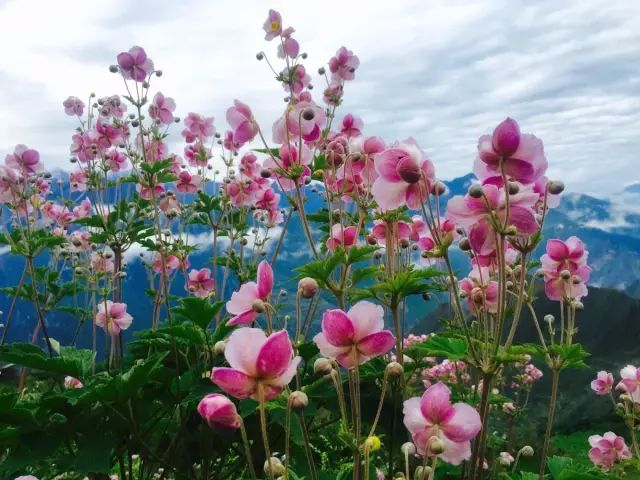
[499,451,515,466]
[492,118,521,157]
[251,299,266,313]
[547,180,565,195]
[560,270,571,280]
[298,277,319,299]
[263,457,285,476]
[260,168,272,178]
[364,435,382,452]
[459,238,471,251]
[397,157,422,184]
[427,435,445,455]
[318,67,326,75]
[256,52,264,60]
[314,357,333,376]
[504,225,518,236]
[367,235,378,245]
[431,181,446,196]
[109,65,119,73]
[213,340,226,356]
[401,442,416,456]
[414,466,432,480]
[468,184,484,199]
[399,238,410,249]
[289,390,309,409]
[520,445,534,457]
[507,182,520,195]
[386,361,404,378]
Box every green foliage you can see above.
[0,343,94,379]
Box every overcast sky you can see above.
[0,0,639,195]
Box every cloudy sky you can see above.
[0,0,639,195]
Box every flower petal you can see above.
[257,260,274,299]
[211,368,256,399]
[357,331,395,358]
[224,327,266,375]
[321,309,355,346]
[348,301,385,341]
[256,330,293,378]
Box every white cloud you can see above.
[0,0,638,196]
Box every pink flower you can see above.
[459,266,499,316]
[264,144,311,191]
[280,64,311,96]
[148,92,176,125]
[5,145,43,175]
[91,252,114,273]
[197,393,240,430]
[591,371,614,396]
[117,46,154,82]
[540,237,591,301]
[73,198,92,218]
[588,432,631,471]
[152,253,180,275]
[69,171,87,192]
[105,150,128,172]
[617,365,640,403]
[187,268,215,298]
[176,171,201,193]
[370,220,411,247]
[447,182,539,235]
[372,138,435,211]
[263,9,282,40]
[313,301,395,368]
[323,82,344,106]
[14,476,39,480]
[474,118,547,185]
[226,260,273,326]
[63,96,84,116]
[340,114,364,138]
[64,376,84,389]
[95,301,133,336]
[96,120,122,149]
[226,100,258,145]
[211,328,300,400]
[326,224,358,251]
[403,382,481,465]
[273,101,326,144]
[329,46,360,81]
[0,166,19,203]
[184,113,216,141]
[277,28,299,59]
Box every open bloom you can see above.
[459,266,499,316]
[263,9,282,40]
[5,145,43,175]
[176,170,201,193]
[313,301,395,368]
[264,144,312,191]
[329,46,360,81]
[474,118,548,185]
[184,112,216,141]
[63,96,84,116]
[403,382,482,465]
[226,260,273,326]
[187,268,214,298]
[617,365,640,403]
[588,432,631,471]
[540,237,591,301]
[372,138,435,211]
[591,371,614,396]
[211,328,300,400]
[326,224,357,251]
[95,301,133,336]
[226,100,258,145]
[148,92,176,125]
[117,46,154,82]
[197,393,240,430]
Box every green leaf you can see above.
[172,297,224,330]
[410,335,468,360]
[0,343,94,378]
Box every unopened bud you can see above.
[256,52,264,61]
[298,277,319,298]
[399,238,410,249]
[492,118,521,157]
[427,436,445,455]
[397,157,421,184]
[314,357,333,376]
[547,180,565,195]
[289,390,308,409]
[386,361,404,378]
[318,67,326,75]
[468,184,484,198]
[213,340,226,355]
[414,466,432,480]
[260,169,272,178]
[401,442,416,456]
[263,457,285,476]
[431,181,446,196]
[504,225,518,236]
[544,314,554,324]
[367,235,378,246]
[109,65,119,73]
[560,270,571,280]
[364,435,382,452]
[520,445,534,457]
[251,299,266,313]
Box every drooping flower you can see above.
[459,266,499,316]
[313,301,395,368]
[5,145,43,175]
[540,237,591,301]
[117,46,154,82]
[591,371,614,396]
[211,328,300,400]
[226,260,273,326]
[403,382,482,465]
[371,138,435,211]
[226,100,258,145]
[588,432,631,471]
[187,268,215,298]
[326,224,358,251]
[263,9,282,40]
[277,27,299,59]
[63,96,85,116]
[474,118,547,185]
[148,92,176,125]
[95,301,133,336]
[329,46,360,81]
[617,365,640,403]
[197,393,240,430]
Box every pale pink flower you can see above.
[96,120,122,149]
[176,170,201,193]
[617,365,640,403]
[403,382,482,465]
[329,46,360,81]
[273,100,326,144]
[5,145,43,175]
[91,252,114,273]
[148,92,176,125]
[340,114,364,138]
[198,393,240,430]
[136,182,165,200]
[323,82,344,106]
[264,144,311,191]
[73,199,91,218]
[64,376,84,389]
[277,28,300,59]
[280,64,311,95]
[69,230,92,252]
[226,100,258,145]
[540,237,591,301]
[95,301,133,336]
[117,46,154,82]
[184,113,216,141]
[98,95,127,119]
[588,432,631,471]
[499,451,515,466]
[63,96,84,116]
[459,266,499,316]
[313,301,395,368]
[187,268,215,298]
[152,253,180,275]
[326,224,357,251]
[370,220,411,247]
[474,118,548,185]
[591,371,614,396]
[211,328,300,400]
[226,260,273,326]
[0,165,19,203]
[69,171,87,192]
[372,138,435,211]
[263,9,282,40]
